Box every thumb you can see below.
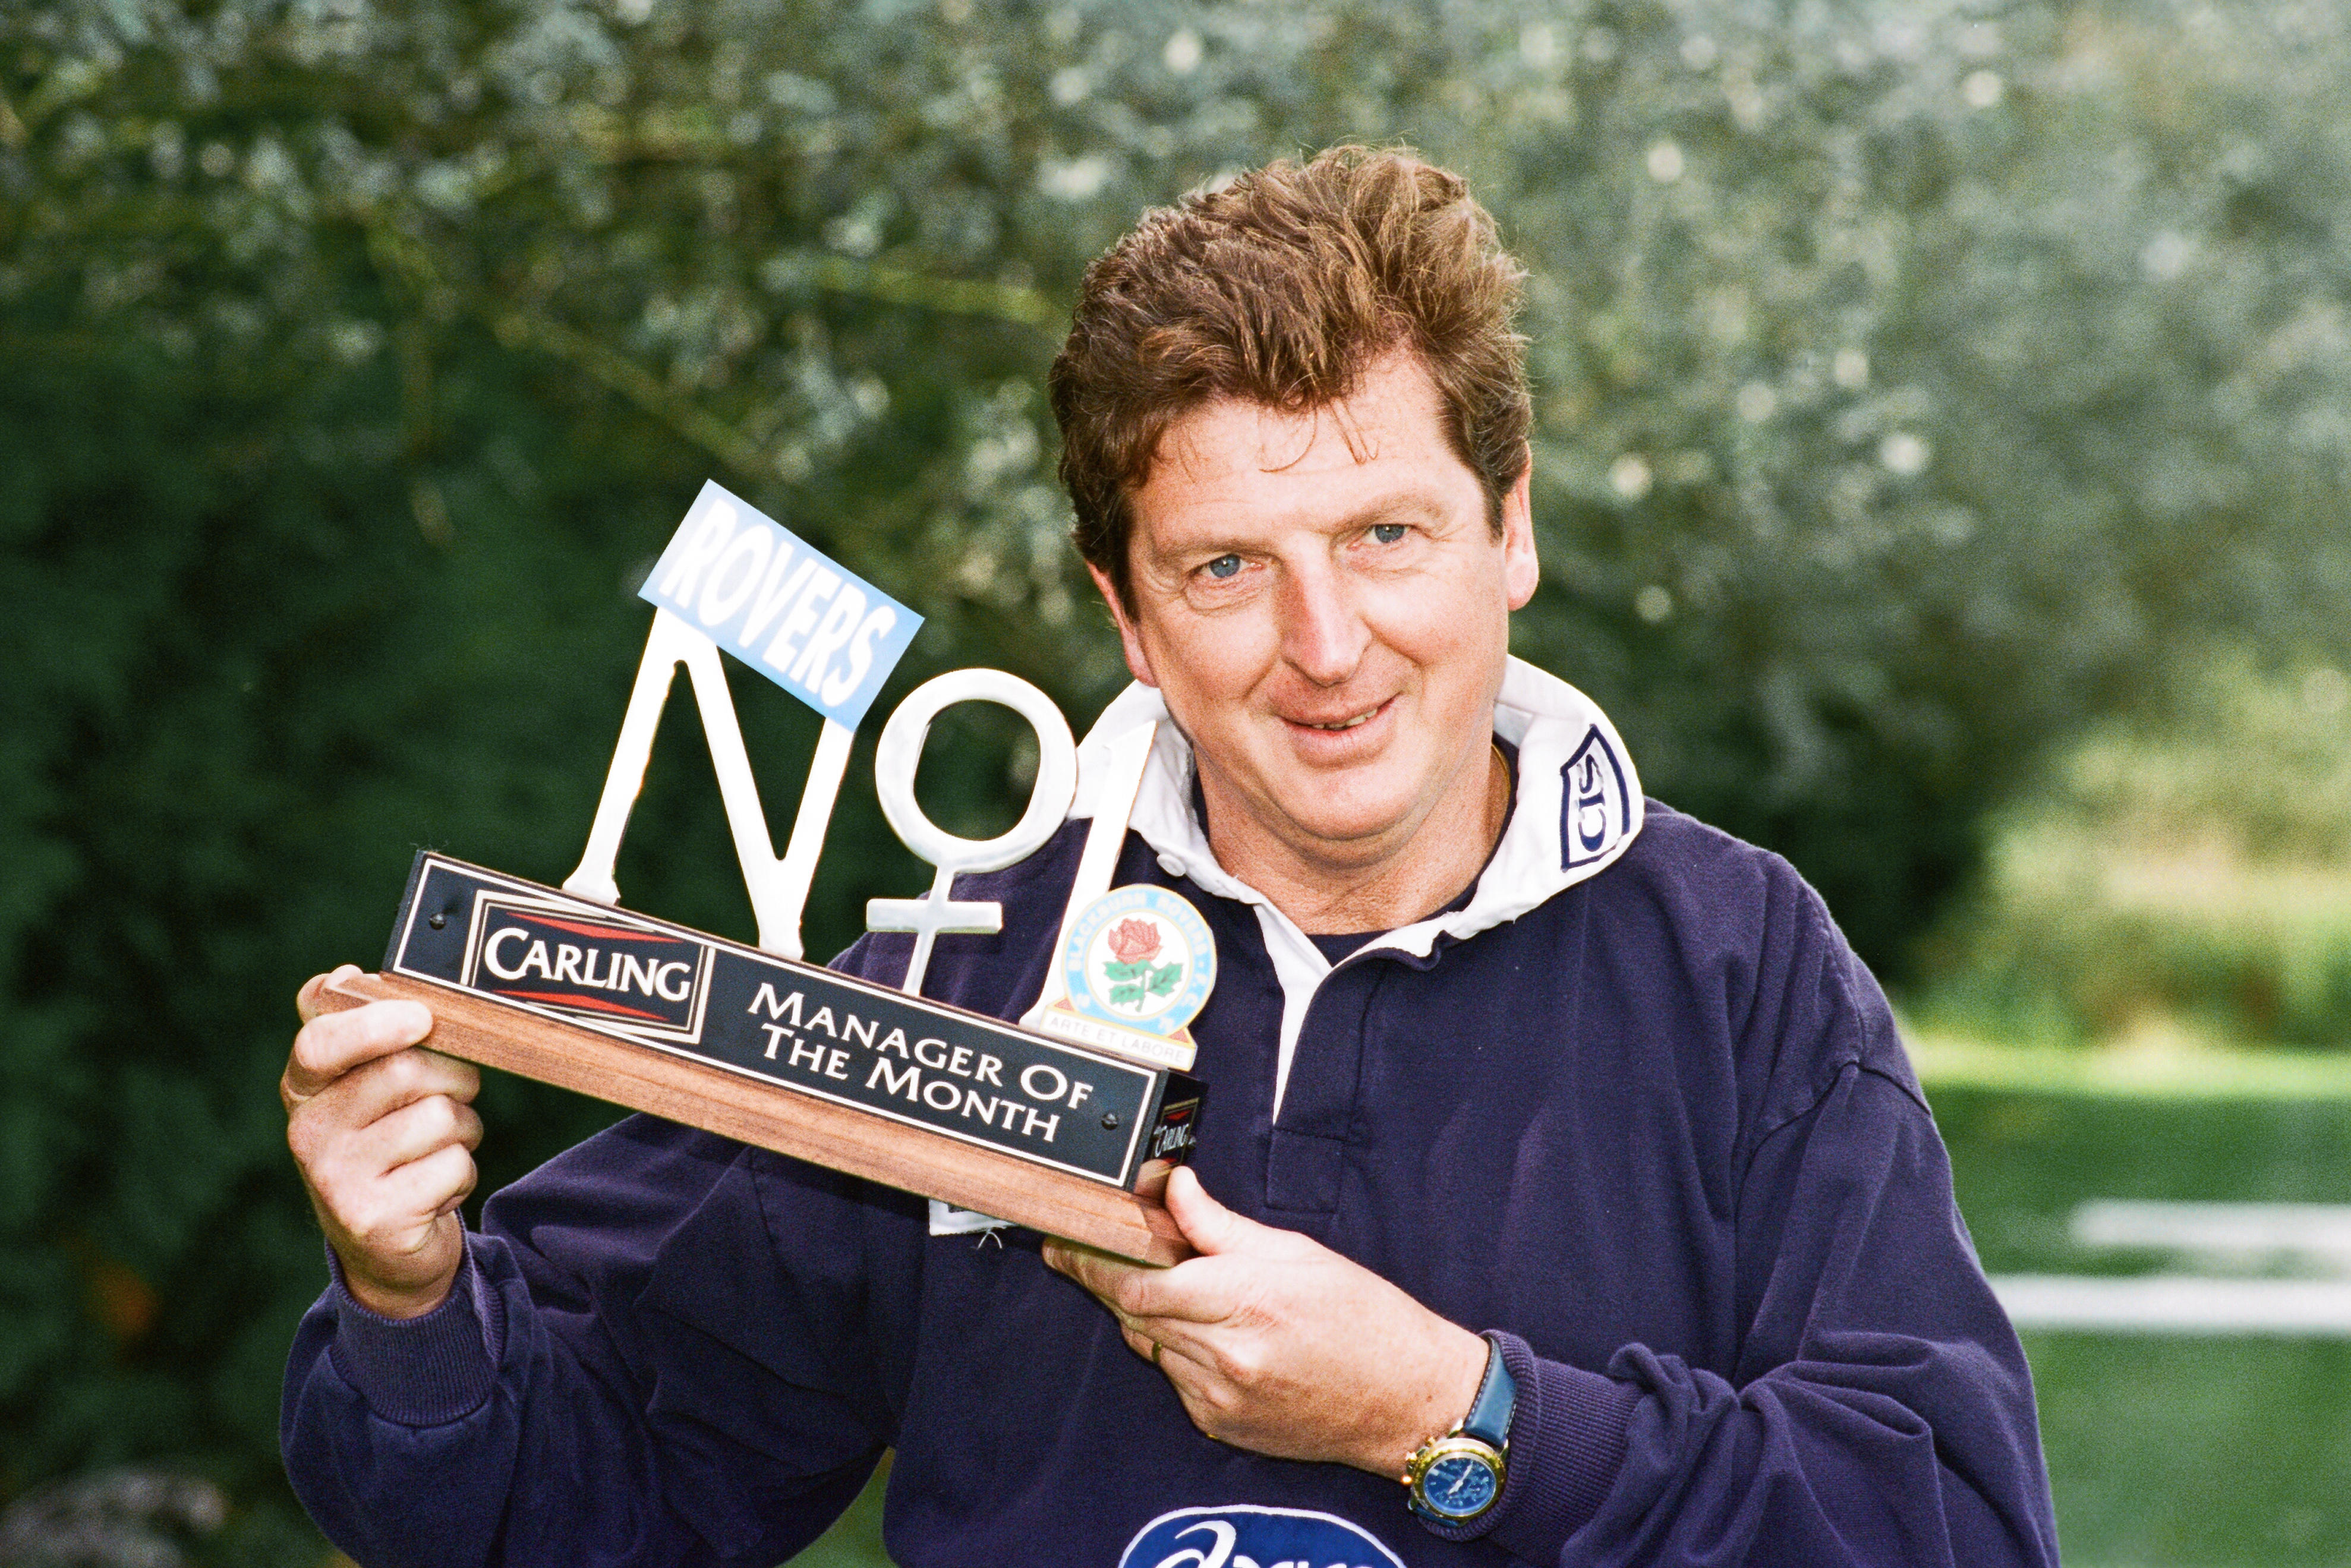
[1162,1165,1276,1256]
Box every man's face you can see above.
[1093,353,1538,876]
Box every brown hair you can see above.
[1049,144,1531,610]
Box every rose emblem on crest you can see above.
[1061,886,1217,1037]
[1107,918,1162,966]
[1099,916,1183,1014]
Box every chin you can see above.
[1273,785,1415,851]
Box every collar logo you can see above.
[1117,1505,1404,1568]
[1561,725,1632,868]
[1061,885,1215,1038]
[461,894,714,1046]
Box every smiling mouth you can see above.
[1291,699,1388,732]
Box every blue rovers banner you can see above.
[638,481,922,727]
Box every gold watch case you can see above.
[1403,1430,1509,1521]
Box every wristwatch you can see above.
[1403,1332,1516,1523]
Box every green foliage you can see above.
[1921,657,2351,1049]
[4,0,2351,1553]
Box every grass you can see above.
[1908,1021,2351,1101]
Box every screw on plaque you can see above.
[1101,1112,1121,1130]
[428,912,448,929]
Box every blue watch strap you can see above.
[1462,1331,1517,1449]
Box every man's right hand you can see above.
[283,965,483,1319]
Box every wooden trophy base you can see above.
[324,853,1208,1267]
[317,972,1191,1266]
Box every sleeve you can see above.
[279,1116,908,1568]
[1470,886,2060,1566]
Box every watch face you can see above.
[1420,1451,1501,1519]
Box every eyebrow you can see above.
[1334,494,1449,530]
[1160,491,1453,561]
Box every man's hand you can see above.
[282,965,481,1320]
[1042,1166,1487,1477]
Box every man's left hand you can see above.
[1042,1166,1488,1476]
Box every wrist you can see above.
[1403,1330,1517,1528]
[1359,1321,1486,1477]
[329,1221,464,1320]
[323,1235,500,1425]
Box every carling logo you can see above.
[1117,1506,1404,1568]
[1560,725,1632,869]
[1147,1097,1201,1162]
[461,895,713,1046]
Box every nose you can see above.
[1275,557,1367,687]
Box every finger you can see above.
[1056,1245,1196,1321]
[1116,1319,1215,1395]
[379,1143,479,1225]
[354,1093,484,1174]
[321,1047,482,1129]
[316,1144,475,1260]
[1041,1238,1152,1307]
[1042,1238,1241,1340]
[1144,1338,1219,1425]
[1110,1260,1242,1330]
[283,999,440,1105]
[295,964,365,1026]
[286,1051,480,1195]
[1044,1238,1131,1293]
[1162,1166,1284,1257]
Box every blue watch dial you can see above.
[1422,1452,1500,1518]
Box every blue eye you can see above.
[1204,554,1243,579]
[1370,523,1408,544]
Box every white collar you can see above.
[1067,657,1644,956]
[1066,658,1640,1113]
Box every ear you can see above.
[1500,462,1539,611]
[1086,563,1160,688]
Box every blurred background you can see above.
[4,0,2349,1562]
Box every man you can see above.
[282,146,2060,1566]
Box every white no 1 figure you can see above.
[559,613,1116,997]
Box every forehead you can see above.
[1130,354,1476,540]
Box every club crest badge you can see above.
[1031,885,1215,1071]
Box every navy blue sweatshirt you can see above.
[282,665,2059,1567]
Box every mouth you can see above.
[1285,698,1391,734]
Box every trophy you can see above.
[311,484,1208,1264]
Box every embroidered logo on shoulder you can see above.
[1561,725,1633,869]
[1117,1504,1404,1568]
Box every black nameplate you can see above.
[385,853,1203,1190]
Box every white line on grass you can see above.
[1991,1274,2351,1336]
[2070,1200,2351,1271]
